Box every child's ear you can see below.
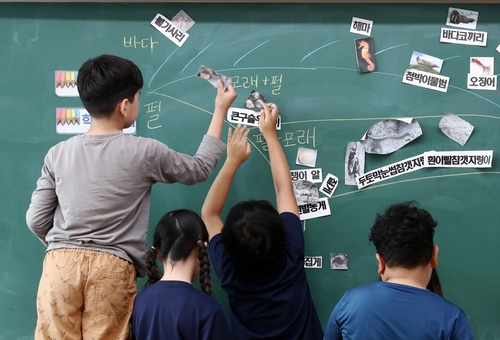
[375,253,385,275]
[431,245,439,268]
[118,98,130,117]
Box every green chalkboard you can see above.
[1,2,500,339]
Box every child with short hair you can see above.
[324,202,473,340]
[26,54,237,339]
[202,103,324,339]
[132,209,232,339]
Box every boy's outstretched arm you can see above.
[206,81,237,140]
[202,125,251,240]
[259,102,299,217]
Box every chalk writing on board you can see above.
[144,101,163,130]
[147,114,162,130]
[123,36,158,52]
[252,127,316,152]
[230,74,283,95]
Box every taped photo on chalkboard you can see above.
[345,142,365,186]
[355,37,377,73]
[330,253,348,270]
[55,70,79,97]
[360,118,423,155]
[446,7,478,30]
[470,57,493,74]
[293,180,319,205]
[245,90,267,112]
[408,51,443,75]
[439,113,474,146]
[296,147,318,168]
[171,10,195,32]
[196,65,231,90]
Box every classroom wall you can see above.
[1,2,499,339]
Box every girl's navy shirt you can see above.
[132,280,232,340]
[209,212,324,340]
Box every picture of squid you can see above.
[471,58,491,74]
[357,39,376,71]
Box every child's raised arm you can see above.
[259,102,299,217]
[202,125,251,240]
[206,81,237,140]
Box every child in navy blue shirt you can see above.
[132,209,232,340]
[202,104,323,340]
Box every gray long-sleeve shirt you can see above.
[26,132,225,276]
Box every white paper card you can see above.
[298,197,331,221]
[290,168,323,183]
[319,173,339,197]
[304,256,323,268]
[55,71,79,97]
[56,108,136,135]
[151,13,189,47]
[424,150,493,168]
[440,27,487,47]
[402,69,449,93]
[467,74,497,91]
[350,17,373,36]
[356,154,425,189]
[227,107,281,130]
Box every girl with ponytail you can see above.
[132,209,232,340]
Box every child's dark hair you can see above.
[222,200,286,274]
[427,268,443,297]
[77,54,143,118]
[145,209,212,295]
[369,201,437,269]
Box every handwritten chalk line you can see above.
[234,40,270,67]
[449,85,500,109]
[315,67,403,78]
[147,91,270,164]
[148,48,178,88]
[443,55,461,61]
[146,75,196,95]
[330,172,500,200]
[147,66,318,95]
[281,113,500,125]
[301,40,341,63]
[316,66,359,72]
[147,66,500,115]
[374,43,409,55]
[219,66,318,72]
[181,42,213,74]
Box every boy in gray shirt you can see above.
[26,54,237,340]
